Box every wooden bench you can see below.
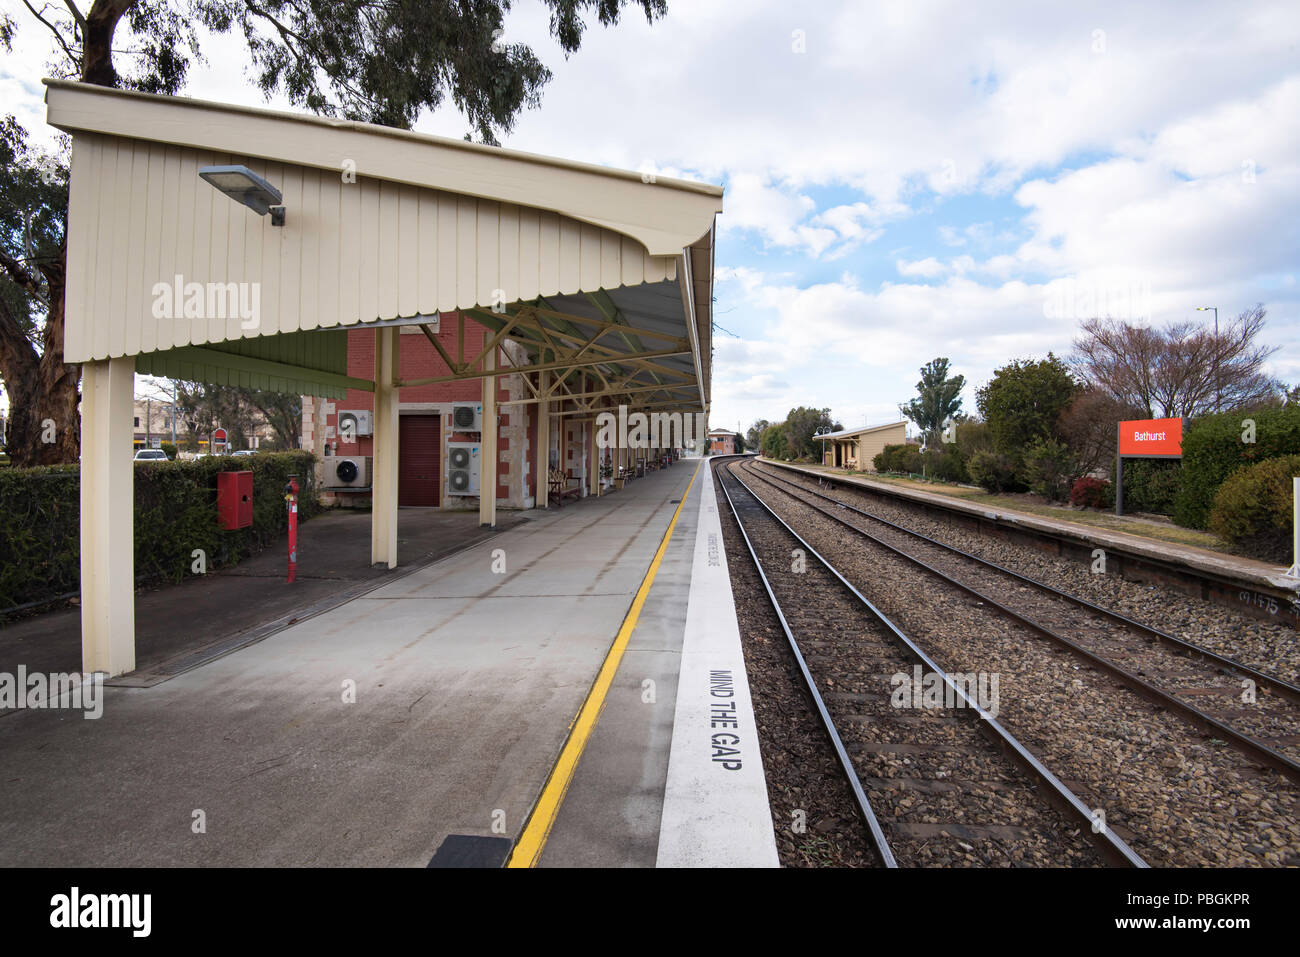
[549,468,582,507]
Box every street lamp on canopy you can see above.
[199,165,286,226]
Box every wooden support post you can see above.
[592,409,602,497]
[80,356,137,676]
[536,369,550,509]
[480,332,498,527]
[371,326,400,568]
[584,417,594,496]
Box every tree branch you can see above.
[0,247,47,301]
[62,0,85,28]
[22,0,79,64]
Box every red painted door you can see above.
[399,415,440,506]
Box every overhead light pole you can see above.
[1197,306,1220,413]
[813,427,833,466]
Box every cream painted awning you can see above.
[45,80,721,409]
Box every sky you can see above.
[3,0,1298,435]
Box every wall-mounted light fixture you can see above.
[199,165,286,226]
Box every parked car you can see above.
[230,450,257,456]
[133,448,168,462]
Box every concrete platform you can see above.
[538,457,778,867]
[0,462,717,866]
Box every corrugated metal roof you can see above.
[816,420,909,440]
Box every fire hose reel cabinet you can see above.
[217,470,254,530]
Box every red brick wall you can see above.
[330,312,492,457]
[317,313,533,506]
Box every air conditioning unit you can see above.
[337,409,373,439]
[323,455,371,489]
[451,402,483,433]
[446,442,480,496]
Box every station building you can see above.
[706,428,737,455]
[298,318,543,509]
[817,420,908,470]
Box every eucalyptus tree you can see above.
[0,0,667,464]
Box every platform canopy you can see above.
[45,79,720,410]
[49,78,723,680]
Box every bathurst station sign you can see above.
[1119,418,1183,458]
[1116,417,1184,515]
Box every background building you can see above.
[817,421,908,470]
[707,429,737,455]
[301,314,586,509]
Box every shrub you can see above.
[1174,405,1300,529]
[953,419,995,459]
[1112,458,1182,515]
[0,451,319,613]
[160,441,177,460]
[1070,476,1112,509]
[1208,455,1300,562]
[921,446,968,483]
[872,443,923,474]
[1019,438,1078,502]
[976,354,1079,456]
[895,446,923,474]
[760,424,789,460]
[0,465,81,611]
[967,450,1020,493]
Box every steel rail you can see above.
[754,463,1300,705]
[738,461,1300,786]
[720,461,1147,868]
[713,460,897,867]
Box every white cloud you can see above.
[5,0,1296,429]
[897,257,946,277]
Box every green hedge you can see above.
[1209,454,1300,562]
[873,443,922,473]
[0,465,81,611]
[966,450,1021,493]
[1019,437,1076,502]
[0,451,319,614]
[1112,458,1182,515]
[1174,406,1300,528]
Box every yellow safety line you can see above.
[506,459,703,868]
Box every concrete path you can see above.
[0,508,522,680]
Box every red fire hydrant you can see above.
[285,476,299,583]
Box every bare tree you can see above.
[1072,305,1282,417]
[1057,388,1142,473]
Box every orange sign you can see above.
[1119,418,1183,457]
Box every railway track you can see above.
[713,458,1146,867]
[739,459,1300,784]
